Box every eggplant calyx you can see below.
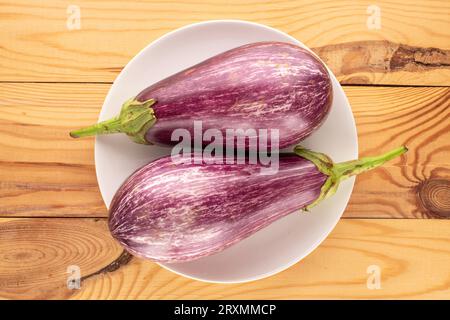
[69,98,157,144]
[294,146,408,211]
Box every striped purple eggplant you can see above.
[70,42,332,148]
[108,146,407,263]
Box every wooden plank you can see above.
[0,218,123,299]
[0,83,448,218]
[0,83,106,216]
[347,86,450,218]
[0,0,449,84]
[0,218,449,299]
[347,165,450,218]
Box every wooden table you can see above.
[0,0,449,299]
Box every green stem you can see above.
[70,116,122,138]
[294,145,408,210]
[333,146,408,181]
[69,98,157,144]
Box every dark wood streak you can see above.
[312,40,450,84]
[417,178,450,218]
[420,147,450,179]
[390,45,450,71]
[412,123,450,182]
[81,250,133,283]
[0,181,98,192]
[0,160,94,169]
[98,67,124,73]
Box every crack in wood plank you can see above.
[390,44,450,70]
[81,250,133,283]
[312,40,450,84]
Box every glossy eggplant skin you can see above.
[108,146,408,263]
[108,154,327,263]
[138,42,332,148]
[71,42,333,148]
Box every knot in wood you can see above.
[418,179,450,218]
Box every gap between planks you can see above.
[0,80,449,88]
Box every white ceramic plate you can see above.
[95,20,358,283]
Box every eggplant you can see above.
[70,42,332,148]
[109,146,407,263]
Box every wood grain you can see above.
[0,218,448,299]
[0,83,105,216]
[0,83,448,218]
[0,0,449,84]
[347,86,450,218]
[0,0,448,302]
[314,41,450,85]
[0,218,123,299]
